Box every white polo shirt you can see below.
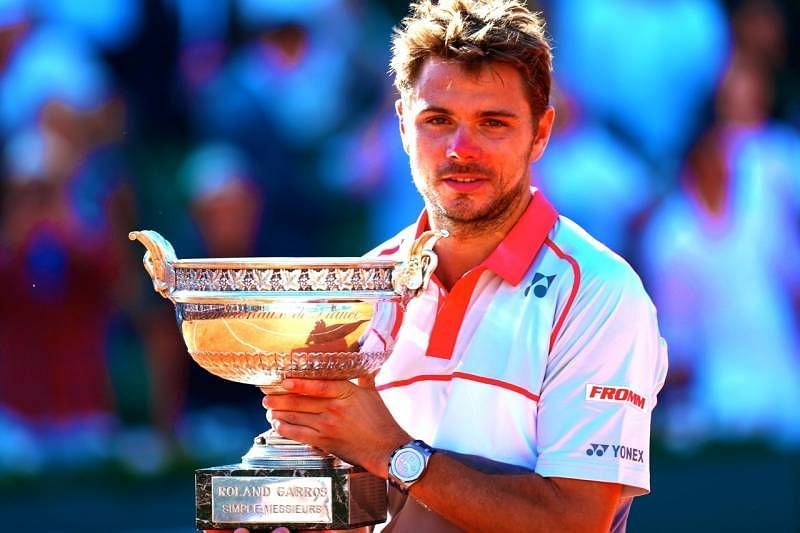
[368,188,668,530]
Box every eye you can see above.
[424,115,451,126]
[482,118,507,128]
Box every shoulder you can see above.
[542,217,667,386]
[545,216,652,309]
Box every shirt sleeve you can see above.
[534,259,668,497]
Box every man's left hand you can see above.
[262,377,410,477]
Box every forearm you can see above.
[405,451,618,533]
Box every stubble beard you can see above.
[413,151,534,236]
[427,178,528,234]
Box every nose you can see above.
[446,126,480,161]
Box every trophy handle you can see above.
[392,229,448,298]
[128,230,178,301]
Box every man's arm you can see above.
[406,451,621,533]
[265,378,622,533]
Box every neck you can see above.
[428,192,531,290]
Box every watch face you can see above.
[393,448,425,481]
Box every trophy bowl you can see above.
[129,229,445,532]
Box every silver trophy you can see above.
[129,229,445,531]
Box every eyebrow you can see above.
[418,105,454,115]
[478,110,520,119]
[418,105,520,119]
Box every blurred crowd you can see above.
[0,0,798,477]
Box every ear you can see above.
[529,106,556,164]
[395,98,410,155]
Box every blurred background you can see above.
[0,0,797,531]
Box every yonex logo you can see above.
[586,443,645,463]
[586,443,609,456]
[524,273,555,298]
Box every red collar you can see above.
[414,187,559,286]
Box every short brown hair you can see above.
[390,0,553,116]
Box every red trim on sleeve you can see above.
[544,238,581,353]
[376,371,540,402]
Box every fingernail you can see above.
[282,378,296,390]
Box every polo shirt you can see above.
[367,188,668,531]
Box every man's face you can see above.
[397,58,554,232]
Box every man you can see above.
[218,1,668,531]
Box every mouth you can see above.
[441,174,487,183]
[440,175,488,192]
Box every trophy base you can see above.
[195,463,388,531]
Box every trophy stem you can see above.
[242,386,342,468]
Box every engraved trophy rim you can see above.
[128,228,446,297]
[171,261,399,298]
[171,291,397,303]
[173,257,400,269]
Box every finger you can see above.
[271,528,290,533]
[263,394,330,413]
[271,417,323,446]
[282,378,353,398]
[271,410,323,430]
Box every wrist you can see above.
[387,439,436,493]
[372,432,412,478]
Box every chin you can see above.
[441,205,492,223]
[444,195,520,224]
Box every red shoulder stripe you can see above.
[544,238,581,353]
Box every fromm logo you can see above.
[585,384,646,410]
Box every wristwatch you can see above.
[387,439,436,493]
